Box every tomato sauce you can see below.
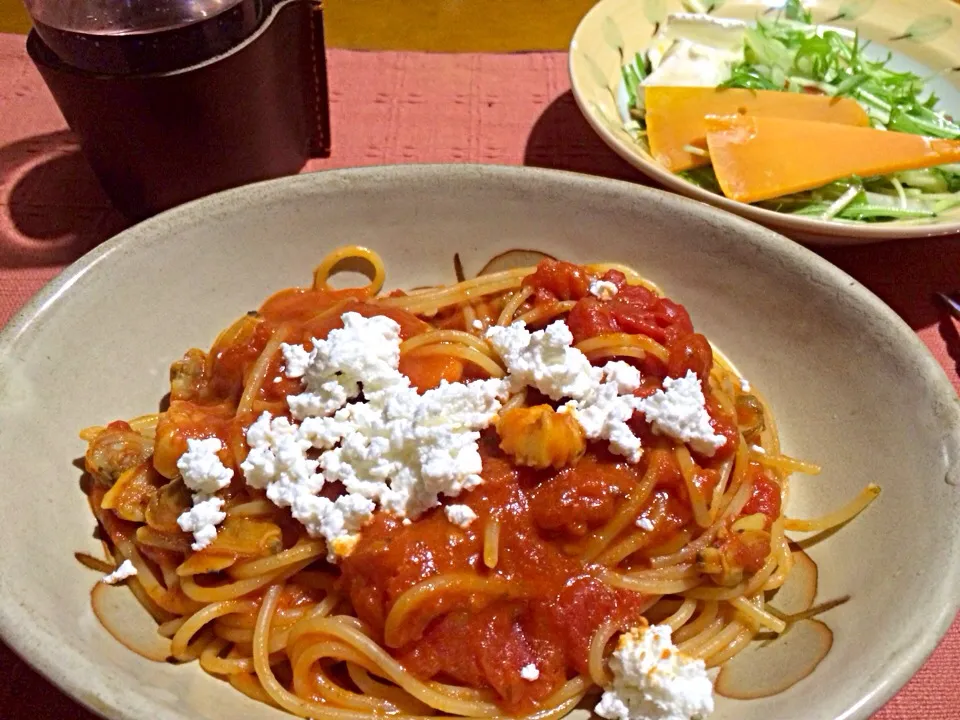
[522,259,593,301]
[528,452,641,536]
[339,443,658,714]
[741,465,783,528]
[399,354,464,392]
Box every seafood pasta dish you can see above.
[81,246,878,719]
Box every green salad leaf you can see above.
[783,0,812,23]
[621,52,648,111]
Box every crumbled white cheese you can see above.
[486,321,602,401]
[568,361,645,463]
[242,313,509,560]
[601,361,641,394]
[484,323,724,461]
[242,413,323,505]
[177,495,226,551]
[484,322,649,463]
[635,370,726,457]
[750,444,766,455]
[739,377,751,393]
[245,377,505,556]
[175,438,233,550]
[282,312,404,420]
[101,559,138,584]
[637,517,655,532]
[292,492,375,558]
[280,342,313,378]
[589,279,619,300]
[176,437,234,494]
[241,413,349,560]
[520,663,540,681]
[415,377,509,430]
[472,319,485,330]
[595,624,714,720]
[444,504,478,528]
[304,377,507,518]
[571,381,643,463]
[246,310,725,559]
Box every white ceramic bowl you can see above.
[0,165,957,720]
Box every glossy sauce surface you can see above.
[340,443,655,712]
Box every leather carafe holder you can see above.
[27,0,331,220]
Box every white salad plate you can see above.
[569,0,960,244]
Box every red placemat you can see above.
[0,36,958,720]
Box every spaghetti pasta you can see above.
[80,246,879,718]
